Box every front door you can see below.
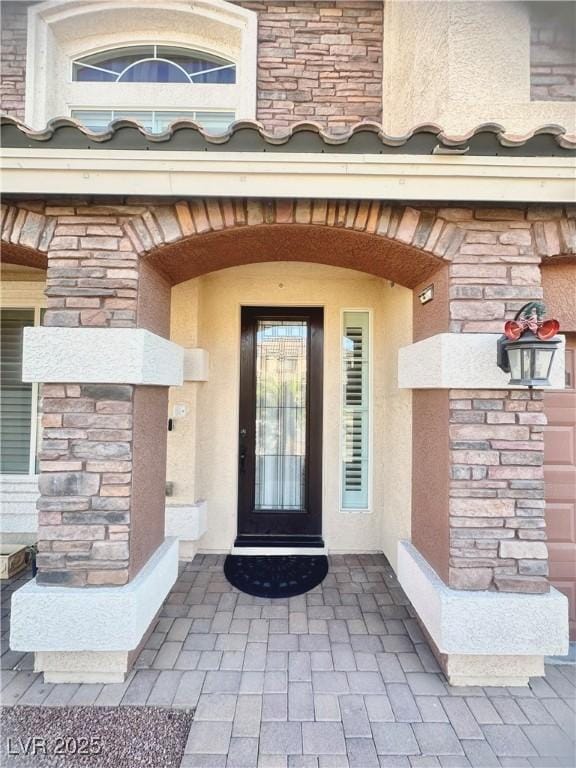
[237,307,323,547]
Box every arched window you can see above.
[73,46,237,85]
[25,0,257,131]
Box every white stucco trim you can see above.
[2,150,574,203]
[398,332,566,390]
[10,537,179,652]
[165,501,207,541]
[397,540,569,658]
[183,348,209,381]
[22,327,184,385]
[25,0,257,128]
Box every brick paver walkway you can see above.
[2,554,575,767]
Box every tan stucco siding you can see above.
[167,262,413,559]
[383,1,576,135]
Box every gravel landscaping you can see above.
[0,706,193,767]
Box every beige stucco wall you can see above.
[383,1,576,135]
[380,281,413,569]
[167,262,413,562]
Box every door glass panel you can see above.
[255,319,307,511]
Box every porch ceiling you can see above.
[145,225,444,289]
[0,241,48,271]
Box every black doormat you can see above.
[224,554,329,598]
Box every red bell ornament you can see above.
[497,303,561,387]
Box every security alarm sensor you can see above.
[419,285,434,305]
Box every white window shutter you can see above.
[341,312,370,510]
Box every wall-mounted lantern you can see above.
[497,302,561,387]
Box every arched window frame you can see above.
[70,44,237,84]
[25,0,257,130]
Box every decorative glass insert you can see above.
[71,109,235,134]
[1,309,35,474]
[255,320,308,511]
[341,311,370,510]
[72,45,236,83]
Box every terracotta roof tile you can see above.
[1,116,575,155]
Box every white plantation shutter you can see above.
[1,309,35,473]
[341,312,370,510]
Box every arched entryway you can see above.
[132,201,450,562]
[166,260,414,562]
[5,198,573,686]
[0,197,452,578]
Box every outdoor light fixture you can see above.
[497,302,561,387]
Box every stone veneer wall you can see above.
[235,0,383,133]
[38,383,134,586]
[449,389,547,592]
[443,206,569,593]
[530,2,576,102]
[3,1,574,126]
[0,1,29,122]
[0,1,383,134]
[1,199,575,592]
[11,205,144,587]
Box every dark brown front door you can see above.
[236,307,323,547]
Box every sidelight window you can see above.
[341,311,371,511]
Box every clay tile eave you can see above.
[1,116,574,156]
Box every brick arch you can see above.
[0,204,52,269]
[127,200,460,289]
[530,208,576,261]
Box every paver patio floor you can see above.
[2,554,575,767]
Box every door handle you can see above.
[239,446,247,472]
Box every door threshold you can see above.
[234,535,325,549]
[230,546,327,557]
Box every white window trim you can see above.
[25,0,258,129]
[339,308,374,514]
[30,307,41,476]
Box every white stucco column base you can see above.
[397,541,569,687]
[10,538,178,684]
[445,655,544,688]
[165,502,208,561]
[36,651,131,684]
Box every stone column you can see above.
[402,206,569,685]
[447,209,548,594]
[10,205,180,682]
